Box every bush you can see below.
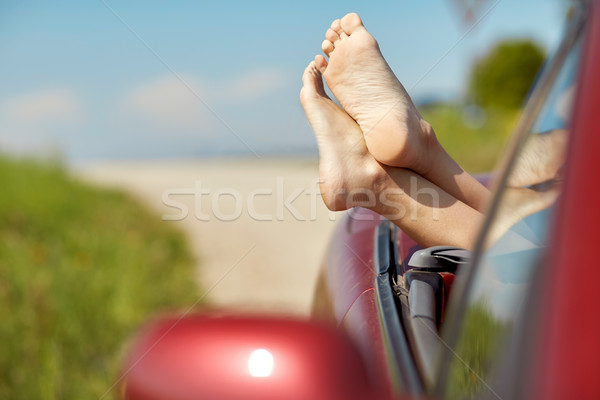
[469,39,546,110]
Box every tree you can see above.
[468,39,546,110]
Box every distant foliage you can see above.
[469,39,546,110]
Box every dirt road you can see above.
[76,158,339,316]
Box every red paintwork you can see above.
[438,272,455,323]
[530,1,600,398]
[340,291,391,393]
[122,314,380,400]
[321,209,383,323]
[314,208,396,395]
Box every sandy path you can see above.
[76,158,338,316]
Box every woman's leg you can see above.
[300,62,483,249]
[316,12,490,213]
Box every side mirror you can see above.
[120,313,381,400]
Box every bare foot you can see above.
[299,61,386,211]
[300,61,484,249]
[315,12,434,172]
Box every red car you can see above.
[120,1,600,399]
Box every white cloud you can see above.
[0,87,84,153]
[122,75,205,125]
[2,87,82,125]
[119,67,291,138]
[222,68,290,102]
[120,74,219,138]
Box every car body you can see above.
[120,1,600,399]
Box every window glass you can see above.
[443,34,581,399]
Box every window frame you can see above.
[432,8,587,397]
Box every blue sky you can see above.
[0,0,567,161]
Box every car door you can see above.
[312,3,591,400]
[430,6,586,399]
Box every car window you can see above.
[440,29,582,400]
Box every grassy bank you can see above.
[421,103,519,173]
[0,156,199,399]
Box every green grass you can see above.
[445,300,508,399]
[421,103,519,173]
[0,156,199,399]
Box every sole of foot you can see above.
[300,61,386,211]
[316,12,436,174]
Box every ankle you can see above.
[417,120,443,178]
[319,158,387,212]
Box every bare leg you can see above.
[316,12,490,213]
[508,129,568,187]
[300,62,483,249]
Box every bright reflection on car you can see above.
[248,348,274,377]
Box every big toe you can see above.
[314,54,328,73]
[301,61,328,102]
[340,12,365,35]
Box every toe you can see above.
[340,12,365,35]
[302,62,318,85]
[331,19,348,39]
[301,63,316,94]
[325,28,341,45]
[314,55,328,73]
[301,61,328,103]
[330,19,342,35]
[321,39,334,57]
